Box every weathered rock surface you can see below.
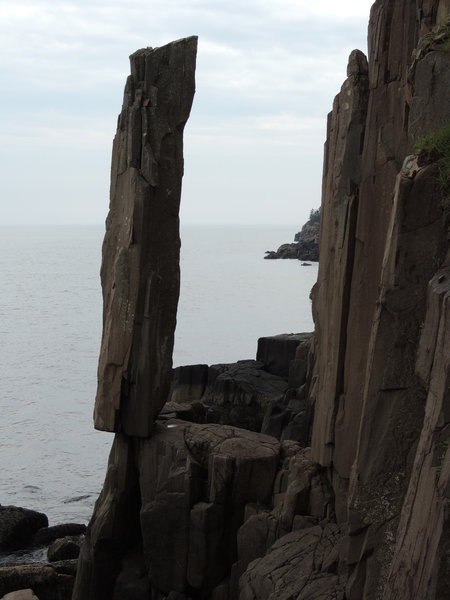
[202,360,288,431]
[166,333,313,441]
[94,37,197,436]
[30,523,86,548]
[310,47,369,474]
[166,360,288,432]
[74,3,450,599]
[308,1,450,598]
[0,507,48,553]
[73,423,280,599]
[0,563,73,600]
[47,536,82,562]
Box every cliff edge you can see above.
[70,2,450,599]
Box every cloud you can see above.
[0,0,374,225]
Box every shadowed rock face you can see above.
[94,37,198,437]
[309,0,450,597]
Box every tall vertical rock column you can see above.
[72,38,197,600]
[310,0,450,597]
[94,38,198,437]
[310,49,369,510]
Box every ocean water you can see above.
[0,225,316,527]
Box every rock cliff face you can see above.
[72,3,450,599]
[94,38,197,437]
[264,212,320,261]
[310,1,450,597]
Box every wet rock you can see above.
[0,507,48,553]
[47,536,82,562]
[30,523,86,547]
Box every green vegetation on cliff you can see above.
[414,121,450,191]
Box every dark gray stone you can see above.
[94,36,198,437]
[0,507,48,553]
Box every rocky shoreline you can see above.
[264,209,320,262]
[0,332,314,599]
[0,506,85,599]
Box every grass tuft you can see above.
[414,122,450,192]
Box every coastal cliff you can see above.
[70,2,450,599]
[264,209,320,261]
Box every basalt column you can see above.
[94,37,198,437]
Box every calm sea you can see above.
[0,225,316,526]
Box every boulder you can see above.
[0,564,73,600]
[30,523,86,547]
[0,507,48,553]
[1,590,39,600]
[47,536,83,562]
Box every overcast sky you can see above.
[1,0,374,226]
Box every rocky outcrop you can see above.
[73,325,314,597]
[0,508,86,600]
[30,524,86,548]
[256,333,311,378]
[165,333,313,440]
[94,37,198,436]
[0,508,48,554]
[73,423,281,599]
[308,1,450,598]
[0,562,75,600]
[264,211,320,261]
[73,3,450,599]
[47,537,82,563]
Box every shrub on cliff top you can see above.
[414,121,450,192]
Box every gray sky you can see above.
[1,0,373,226]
